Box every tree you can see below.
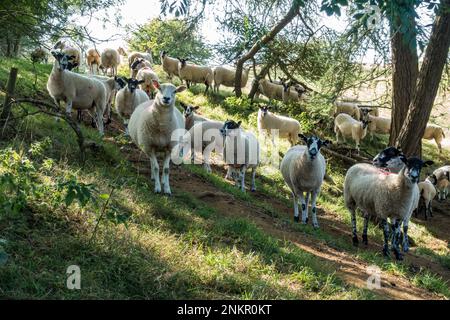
[126,18,211,64]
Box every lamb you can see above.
[114,77,149,134]
[280,134,330,227]
[86,48,101,74]
[177,58,214,93]
[100,48,120,76]
[334,113,370,152]
[343,157,433,260]
[180,102,209,131]
[160,51,180,79]
[257,79,284,101]
[47,51,107,135]
[423,124,446,153]
[128,50,153,67]
[130,58,152,78]
[220,120,260,192]
[213,66,251,92]
[54,40,80,70]
[257,105,301,146]
[136,66,160,98]
[417,175,437,219]
[281,82,306,103]
[128,82,186,195]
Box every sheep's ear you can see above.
[423,160,434,167]
[298,134,308,143]
[176,85,186,93]
[194,106,200,110]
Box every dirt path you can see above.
[120,142,447,300]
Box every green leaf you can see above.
[99,193,110,200]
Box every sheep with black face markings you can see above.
[130,58,152,78]
[160,51,180,79]
[180,102,210,131]
[344,157,433,260]
[280,134,331,228]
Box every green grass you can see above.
[0,56,448,299]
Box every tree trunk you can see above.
[396,0,450,156]
[234,0,301,96]
[389,11,418,146]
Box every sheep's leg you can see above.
[390,219,403,260]
[429,202,433,217]
[96,107,104,136]
[150,149,161,193]
[381,219,390,256]
[310,190,320,228]
[304,192,310,224]
[250,167,256,192]
[225,167,232,180]
[362,215,369,245]
[203,149,212,173]
[400,218,410,254]
[297,192,308,225]
[350,207,359,246]
[162,150,172,195]
[77,110,83,123]
[65,99,73,116]
[240,165,247,192]
[292,192,300,223]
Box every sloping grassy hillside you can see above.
[0,57,448,299]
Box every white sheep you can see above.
[180,102,209,131]
[433,165,450,201]
[213,66,250,92]
[47,50,107,135]
[86,48,101,74]
[423,124,446,153]
[334,113,370,152]
[417,175,437,219]
[280,134,330,227]
[54,40,81,71]
[281,82,306,103]
[367,115,391,138]
[114,77,149,134]
[343,157,433,260]
[257,105,301,146]
[130,58,152,78]
[257,79,284,101]
[136,66,160,98]
[100,48,120,77]
[177,58,213,93]
[128,50,153,67]
[220,120,260,192]
[436,178,449,201]
[160,51,180,79]
[128,82,186,195]
[333,101,360,119]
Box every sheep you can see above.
[343,157,433,260]
[128,50,153,67]
[372,146,406,173]
[213,66,251,92]
[54,40,80,71]
[432,165,450,201]
[100,48,120,77]
[257,79,284,101]
[423,124,446,153]
[220,120,260,192]
[280,134,330,227]
[334,113,370,152]
[128,82,186,195]
[177,58,214,93]
[333,101,360,119]
[417,175,437,219]
[367,115,391,136]
[130,58,152,78]
[136,66,160,99]
[281,82,306,103]
[114,77,149,134]
[31,48,48,63]
[257,105,301,146]
[47,50,107,135]
[180,102,209,131]
[160,51,180,79]
[86,48,101,74]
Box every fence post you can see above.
[0,67,19,122]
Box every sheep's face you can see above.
[220,120,242,137]
[258,105,270,117]
[51,51,74,71]
[373,147,406,170]
[155,83,186,107]
[178,58,188,68]
[115,76,127,89]
[360,108,372,121]
[160,50,167,58]
[298,134,331,160]
[124,78,144,93]
[402,157,434,184]
[361,119,371,129]
[131,58,144,70]
[180,103,199,119]
[294,84,306,95]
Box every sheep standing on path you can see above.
[177,58,214,93]
[128,82,186,195]
[221,120,260,193]
[344,157,433,260]
[47,51,107,135]
[257,105,301,146]
[101,48,120,77]
[280,134,330,227]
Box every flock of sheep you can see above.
[42,41,449,261]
